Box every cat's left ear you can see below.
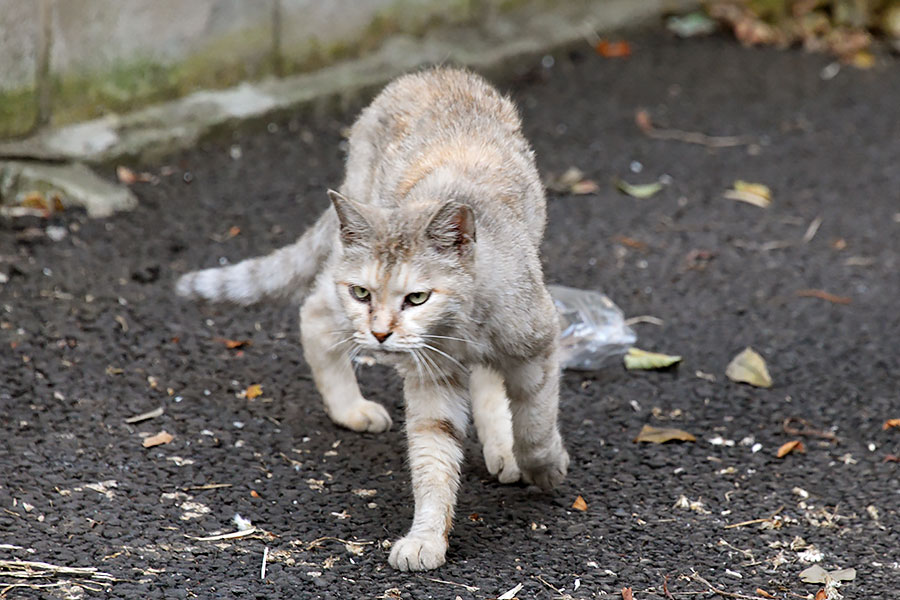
[425,201,476,257]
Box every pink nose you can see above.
[372,331,393,344]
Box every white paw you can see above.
[388,534,447,571]
[483,442,521,484]
[329,399,392,433]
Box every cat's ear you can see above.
[328,189,372,246]
[425,201,476,256]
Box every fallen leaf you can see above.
[570,179,600,195]
[621,587,634,600]
[612,235,649,252]
[725,347,773,388]
[777,440,806,458]
[635,109,653,133]
[667,12,717,37]
[800,564,856,584]
[814,589,827,600]
[216,337,252,349]
[227,226,241,238]
[595,39,631,58]
[572,495,588,511]
[245,384,263,399]
[828,568,856,581]
[795,289,852,304]
[882,419,900,431]
[117,166,138,185]
[143,431,174,448]
[546,167,599,195]
[883,455,899,463]
[634,424,696,444]
[250,490,260,498]
[497,583,523,600]
[615,178,664,198]
[21,191,50,213]
[756,588,776,599]
[724,180,772,208]
[850,50,875,69]
[625,347,682,370]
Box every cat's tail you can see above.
[175,208,337,305]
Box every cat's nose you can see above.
[372,331,393,344]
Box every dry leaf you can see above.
[756,588,776,599]
[634,424,696,444]
[621,587,634,600]
[216,337,252,349]
[850,50,875,69]
[245,384,263,399]
[595,39,631,58]
[625,348,682,370]
[615,178,664,199]
[725,347,773,388]
[143,431,174,448]
[117,166,138,185]
[800,564,856,584]
[250,490,260,498]
[227,226,241,238]
[883,419,900,430]
[572,495,588,511]
[546,167,599,195]
[777,440,806,458]
[814,589,827,600]
[635,109,653,133]
[570,179,600,195]
[724,180,772,208]
[497,583,524,600]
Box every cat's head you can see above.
[328,190,476,353]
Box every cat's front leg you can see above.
[470,365,520,483]
[299,289,392,433]
[503,348,569,491]
[388,377,468,571]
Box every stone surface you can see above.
[0,160,137,218]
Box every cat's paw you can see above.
[388,533,447,571]
[329,399,392,433]
[483,442,520,484]
[518,438,569,491]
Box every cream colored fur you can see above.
[176,68,568,571]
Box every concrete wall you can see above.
[0,0,484,138]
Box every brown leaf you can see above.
[613,235,649,252]
[777,440,806,458]
[572,495,588,511]
[635,109,653,134]
[227,226,241,238]
[882,418,900,431]
[250,490,260,498]
[621,587,634,600]
[883,455,900,463]
[756,588,776,599]
[117,166,138,185]
[143,431,174,448]
[795,289,852,304]
[634,424,696,444]
[815,590,827,600]
[595,40,631,58]
[216,337,252,349]
[570,179,600,195]
[245,384,263,399]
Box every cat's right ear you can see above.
[328,189,371,247]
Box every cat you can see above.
[176,67,569,571]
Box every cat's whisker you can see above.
[326,336,355,352]
[418,347,453,390]
[421,343,468,373]
[420,334,484,348]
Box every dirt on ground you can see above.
[1,27,898,600]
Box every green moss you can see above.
[0,87,38,138]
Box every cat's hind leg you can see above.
[299,289,392,433]
[502,347,569,491]
[470,365,520,483]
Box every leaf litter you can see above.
[634,424,696,444]
[625,347,682,370]
[725,347,772,388]
[724,180,772,208]
[614,177,664,198]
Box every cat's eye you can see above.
[405,291,431,306]
[350,285,370,301]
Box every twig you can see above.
[663,574,675,600]
[304,537,374,551]
[783,417,839,442]
[689,573,758,600]
[124,406,163,424]
[795,289,852,305]
[802,216,823,243]
[260,547,268,580]
[419,576,479,593]
[723,506,783,529]
[182,483,233,492]
[185,528,257,541]
[635,109,757,148]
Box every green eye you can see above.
[405,291,431,306]
[350,285,370,301]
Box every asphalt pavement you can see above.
[1,27,898,599]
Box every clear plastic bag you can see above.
[549,284,637,370]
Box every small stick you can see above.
[124,407,164,424]
[186,528,257,542]
[260,547,268,580]
[689,573,758,600]
[419,576,479,593]
[723,506,783,529]
[635,109,757,148]
[783,417,839,442]
[663,574,675,600]
[182,483,233,492]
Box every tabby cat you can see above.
[176,68,569,571]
